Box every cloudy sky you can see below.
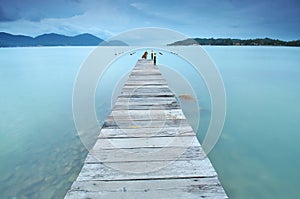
[0,0,299,40]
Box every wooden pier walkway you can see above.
[65,60,228,198]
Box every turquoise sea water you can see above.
[0,46,299,198]
[205,46,300,198]
[0,47,92,198]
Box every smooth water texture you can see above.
[0,47,92,198]
[0,46,299,198]
[204,46,300,199]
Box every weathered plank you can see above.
[92,136,199,149]
[122,85,170,89]
[116,95,175,100]
[125,80,167,84]
[98,126,194,138]
[120,93,174,98]
[113,105,181,110]
[124,82,168,87]
[114,98,179,109]
[130,72,162,75]
[119,94,175,98]
[86,145,205,163]
[121,88,172,93]
[65,177,227,199]
[76,158,217,181]
[102,119,191,129]
[108,109,186,121]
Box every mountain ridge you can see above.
[0,32,103,47]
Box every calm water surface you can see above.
[205,46,300,198]
[0,46,299,198]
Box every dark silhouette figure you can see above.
[142,51,148,59]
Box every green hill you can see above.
[168,38,300,46]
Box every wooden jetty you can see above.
[65,60,228,198]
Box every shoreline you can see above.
[1,45,300,48]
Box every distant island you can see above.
[1,32,300,47]
[0,32,103,47]
[168,38,300,46]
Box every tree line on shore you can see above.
[169,38,300,46]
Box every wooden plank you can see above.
[92,136,199,149]
[115,101,178,105]
[131,68,160,72]
[102,119,191,129]
[114,98,179,108]
[121,87,172,92]
[122,85,170,90]
[65,177,227,199]
[98,126,194,138]
[116,96,176,100]
[132,64,158,68]
[119,94,174,98]
[76,158,217,181]
[120,92,174,97]
[131,71,161,75]
[124,82,168,86]
[86,146,205,163]
[125,79,167,83]
[115,101,178,104]
[119,94,175,98]
[130,72,162,75]
[127,77,166,81]
[113,105,181,110]
[109,109,186,119]
[120,91,173,96]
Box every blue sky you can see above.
[0,0,299,40]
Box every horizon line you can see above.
[1,31,300,42]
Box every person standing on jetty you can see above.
[142,51,148,59]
